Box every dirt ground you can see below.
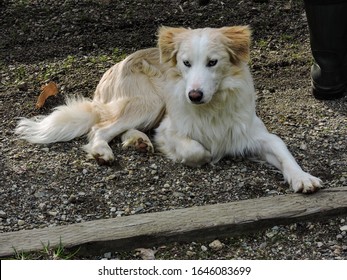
[0,0,346,259]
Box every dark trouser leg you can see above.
[304,0,347,100]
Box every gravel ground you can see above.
[0,0,346,259]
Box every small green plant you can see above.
[11,238,80,260]
[17,0,30,6]
[38,63,58,82]
[62,55,76,69]
[40,239,80,260]
[14,65,27,82]
[257,39,269,49]
[12,247,29,260]
[112,48,127,62]
[280,34,294,42]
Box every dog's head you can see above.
[158,26,251,105]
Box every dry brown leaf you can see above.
[36,81,59,109]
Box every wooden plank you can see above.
[0,186,347,257]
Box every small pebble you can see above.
[201,245,208,252]
[209,240,224,251]
[38,203,46,210]
[0,210,7,218]
[115,211,124,216]
[68,195,77,203]
[17,82,28,91]
[186,251,196,257]
[106,174,117,181]
[134,206,144,213]
[150,164,157,169]
[266,231,276,238]
[48,211,58,216]
[259,242,267,249]
[300,143,307,150]
[339,225,347,232]
[173,191,184,198]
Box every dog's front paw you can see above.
[121,129,154,153]
[180,145,212,167]
[290,172,322,194]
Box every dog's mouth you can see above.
[190,100,205,105]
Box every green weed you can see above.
[10,238,80,260]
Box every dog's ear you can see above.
[158,26,187,65]
[220,26,251,64]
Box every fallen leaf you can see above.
[135,248,157,260]
[36,81,59,109]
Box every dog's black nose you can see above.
[188,89,204,103]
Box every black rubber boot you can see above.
[304,0,347,100]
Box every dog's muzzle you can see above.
[188,89,204,104]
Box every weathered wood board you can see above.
[1,186,346,257]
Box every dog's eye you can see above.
[183,60,191,68]
[207,59,218,67]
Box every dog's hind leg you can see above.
[84,97,164,164]
[256,131,322,194]
[121,129,154,153]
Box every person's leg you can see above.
[304,0,347,100]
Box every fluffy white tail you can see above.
[15,97,99,144]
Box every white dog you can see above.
[15,26,322,193]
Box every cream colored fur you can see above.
[15,26,322,193]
